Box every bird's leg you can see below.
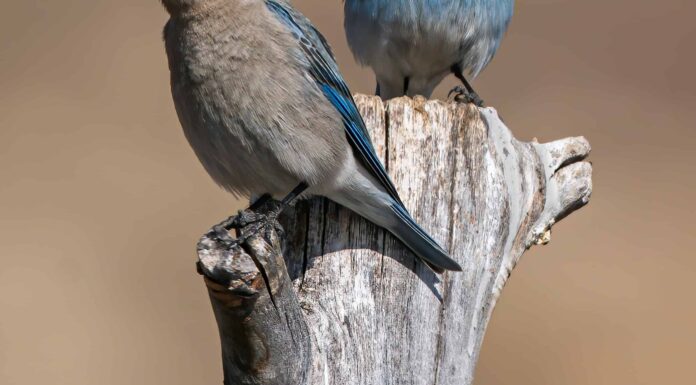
[210,183,309,248]
[449,64,485,107]
[403,76,410,95]
[375,82,381,97]
[255,182,308,240]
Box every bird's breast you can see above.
[164,12,349,197]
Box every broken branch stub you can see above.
[196,95,592,385]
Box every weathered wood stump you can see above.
[197,95,592,385]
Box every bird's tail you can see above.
[387,203,462,273]
[331,190,462,273]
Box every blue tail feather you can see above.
[390,203,462,272]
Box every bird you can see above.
[161,0,462,272]
[343,0,514,104]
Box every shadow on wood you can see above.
[196,95,592,385]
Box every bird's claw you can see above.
[238,214,284,244]
[448,86,484,107]
[210,207,284,249]
[447,85,464,99]
[211,223,240,249]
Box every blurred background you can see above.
[1,0,694,384]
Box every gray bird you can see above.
[161,0,462,272]
[344,0,515,103]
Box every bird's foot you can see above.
[238,209,285,243]
[448,86,485,107]
[209,204,285,249]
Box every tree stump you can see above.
[196,95,592,385]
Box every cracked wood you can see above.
[197,95,593,385]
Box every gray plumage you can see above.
[161,0,462,272]
[344,0,514,99]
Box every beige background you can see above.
[1,1,694,384]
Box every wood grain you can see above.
[196,95,593,385]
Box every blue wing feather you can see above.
[266,0,403,206]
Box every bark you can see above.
[196,95,592,385]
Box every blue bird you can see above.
[344,0,514,104]
[161,0,462,272]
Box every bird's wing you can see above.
[265,0,404,206]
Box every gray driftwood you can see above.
[196,95,592,385]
